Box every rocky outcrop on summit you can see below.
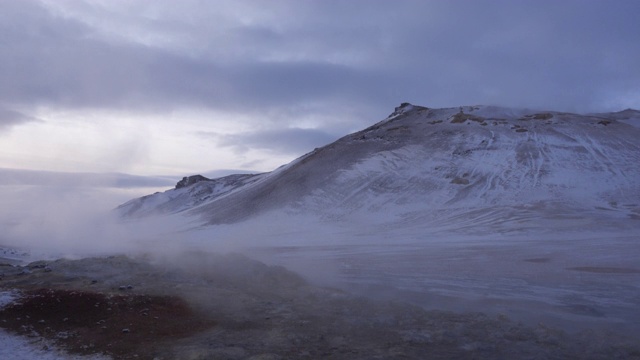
[176,175,210,189]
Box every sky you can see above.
[1,0,639,178]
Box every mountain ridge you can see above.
[116,103,640,232]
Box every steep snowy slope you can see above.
[117,104,640,230]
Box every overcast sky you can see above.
[1,0,639,177]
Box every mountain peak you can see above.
[397,102,413,109]
[117,104,640,229]
[386,102,420,119]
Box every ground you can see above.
[1,253,639,359]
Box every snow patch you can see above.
[0,290,20,309]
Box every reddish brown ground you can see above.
[0,288,215,359]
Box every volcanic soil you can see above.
[1,253,639,359]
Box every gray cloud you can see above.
[0,106,40,131]
[2,0,639,127]
[0,168,175,188]
[0,1,392,116]
[203,128,339,156]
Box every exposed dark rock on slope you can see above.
[175,175,210,189]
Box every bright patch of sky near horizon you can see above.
[0,107,292,175]
[1,0,639,177]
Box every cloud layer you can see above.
[1,0,639,174]
[0,107,40,131]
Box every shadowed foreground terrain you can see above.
[0,288,212,358]
[1,254,639,359]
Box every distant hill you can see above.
[116,104,640,234]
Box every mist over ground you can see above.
[0,173,168,256]
[3,178,638,330]
[1,168,639,359]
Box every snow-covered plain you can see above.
[134,208,636,339]
[246,225,640,335]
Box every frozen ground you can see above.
[245,231,640,336]
[0,328,109,360]
[108,198,640,340]
[2,208,639,358]
[2,207,640,358]
[1,290,108,360]
[2,251,639,359]
[110,207,640,340]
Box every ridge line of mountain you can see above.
[115,103,640,230]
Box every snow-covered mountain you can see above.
[116,103,640,232]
